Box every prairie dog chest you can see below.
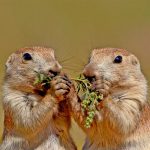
[26,93,43,107]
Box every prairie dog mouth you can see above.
[83,75,96,83]
[48,70,60,77]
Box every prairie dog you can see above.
[0,47,76,150]
[69,48,149,150]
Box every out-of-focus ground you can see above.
[0,0,150,149]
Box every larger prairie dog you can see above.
[69,48,149,150]
[0,47,76,150]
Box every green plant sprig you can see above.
[71,74,103,128]
[33,72,103,128]
[33,71,52,90]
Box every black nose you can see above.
[49,70,60,76]
[83,74,96,83]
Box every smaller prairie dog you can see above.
[0,47,76,150]
[69,48,150,150]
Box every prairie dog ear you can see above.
[130,54,140,66]
[51,49,55,58]
[5,54,15,69]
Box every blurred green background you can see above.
[0,0,150,149]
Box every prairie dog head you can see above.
[83,48,147,96]
[5,47,62,85]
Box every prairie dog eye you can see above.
[114,55,122,63]
[23,53,32,61]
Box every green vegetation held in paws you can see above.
[71,74,103,128]
[33,71,52,90]
[34,72,103,128]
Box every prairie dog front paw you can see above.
[93,79,111,97]
[50,76,72,101]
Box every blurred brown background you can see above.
[0,0,150,149]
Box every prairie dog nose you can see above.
[49,61,62,76]
[83,63,97,82]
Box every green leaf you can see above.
[33,72,52,87]
[71,74,103,128]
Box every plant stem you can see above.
[71,78,90,91]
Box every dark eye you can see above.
[114,55,122,63]
[23,53,32,60]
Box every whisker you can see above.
[76,58,87,64]
[63,70,81,75]
[62,64,82,69]
[63,66,80,72]
[59,56,74,64]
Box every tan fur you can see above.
[69,48,149,150]
[0,47,76,150]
